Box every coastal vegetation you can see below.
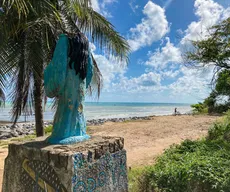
[129,110,230,192]
[0,0,129,137]
[128,17,230,192]
[0,115,219,190]
[187,18,230,115]
[191,70,230,114]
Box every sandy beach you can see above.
[0,115,220,190]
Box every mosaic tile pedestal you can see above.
[2,136,128,192]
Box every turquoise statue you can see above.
[44,33,93,144]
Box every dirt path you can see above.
[0,115,220,190]
[89,115,220,167]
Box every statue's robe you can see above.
[44,34,93,144]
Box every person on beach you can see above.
[174,108,177,115]
[174,108,181,116]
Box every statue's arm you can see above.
[44,34,68,98]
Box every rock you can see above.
[11,131,19,137]
[0,115,155,140]
[15,128,25,135]
[0,133,12,139]
[27,130,35,135]
[0,129,11,134]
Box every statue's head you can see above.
[68,32,89,80]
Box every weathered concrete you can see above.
[2,136,128,192]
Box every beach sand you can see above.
[0,115,220,189]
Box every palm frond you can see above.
[0,39,23,108]
[0,0,130,123]
[0,88,5,107]
[2,0,61,19]
[79,10,130,63]
[9,29,46,123]
[10,34,34,123]
[62,1,130,63]
[2,0,31,18]
[1,0,62,40]
[87,54,103,99]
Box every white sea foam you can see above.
[0,102,192,122]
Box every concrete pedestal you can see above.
[2,136,128,192]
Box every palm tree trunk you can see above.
[33,71,44,137]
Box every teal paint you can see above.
[44,34,93,144]
[72,150,128,192]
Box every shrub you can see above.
[207,122,230,140]
[135,139,230,192]
[131,113,230,192]
[207,109,230,141]
[191,103,208,114]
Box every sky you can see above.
[86,0,230,103]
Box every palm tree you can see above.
[0,0,130,137]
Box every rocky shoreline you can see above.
[0,116,153,140]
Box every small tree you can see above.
[185,17,230,72]
[215,70,230,95]
[186,17,230,114]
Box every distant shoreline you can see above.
[0,103,192,123]
[0,112,193,125]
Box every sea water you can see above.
[0,102,192,122]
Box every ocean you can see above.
[0,102,192,122]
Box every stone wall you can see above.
[0,116,153,140]
[2,136,128,192]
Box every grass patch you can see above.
[128,167,145,192]
[0,126,53,148]
[0,135,37,148]
[86,126,93,134]
[130,111,230,192]
[45,125,53,134]
[0,140,10,147]
[123,120,132,123]
[11,134,36,142]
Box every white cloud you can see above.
[142,0,230,100]
[181,0,228,47]
[168,0,230,99]
[168,66,214,99]
[91,0,100,12]
[145,37,182,69]
[102,0,117,7]
[91,0,117,17]
[129,0,139,13]
[160,70,180,79]
[135,72,161,87]
[164,0,174,9]
[145,0,230,71]
[91,0,230,103]
[128,1,169,52]
[223,7,230,20]
[89,42,96,52]
[93,54,126,91]
[110,72,165,94]
[90,44,127,91]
